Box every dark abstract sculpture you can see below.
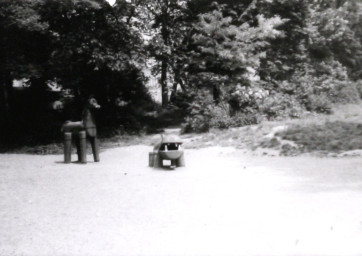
[61,97,101,163]
[149,135,185,169]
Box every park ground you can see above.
[1,103,362,256]
[1,145,362,255]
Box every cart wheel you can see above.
[177,154,185,167]
[153,154,161,168]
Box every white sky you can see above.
[106,0,116,5]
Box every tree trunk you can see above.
[335,0,346,8]
[0,75,12,118]
[170,79,178,103]
[179,79,186,92]
[1,81,10,114]
[170,68,186,102]
[0,76,12,140]
[170,67,179,102]
[160,4,170,108]
[213,83,220,104]
[161,58,169,107]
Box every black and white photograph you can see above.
[1,0,362,255]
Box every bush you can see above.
[304,94,332,113]
[328,80,360,104]
[182,115,211,133]
[232,112,260,127]
[274,60,359,113]
[209,103,234,129]
[259,92,304,119]
[354,80,362,99]
[182,58,360,134]
[181,90,214,133]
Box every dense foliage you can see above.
[0,0,361,148]
[180,0,362,132]
[0,0,153,148]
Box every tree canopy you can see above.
[1,0,361,147]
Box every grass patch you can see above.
[254,103,362,156]
[277,122,362,153]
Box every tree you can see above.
[125,0,190,107]
[0,0,50,115]
[186,1,286,112]
[0,0,52,144]
[39,0,134,95]
[0,0,153,147]
[306,0,362,80]
[257,0,309,84]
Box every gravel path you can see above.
[1,146,362,256]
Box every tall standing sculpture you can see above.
[61,97,101,163]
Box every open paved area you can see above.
[1,146,362,256]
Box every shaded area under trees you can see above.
[1,0,362,150]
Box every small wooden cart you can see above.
[149,136,185,169]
